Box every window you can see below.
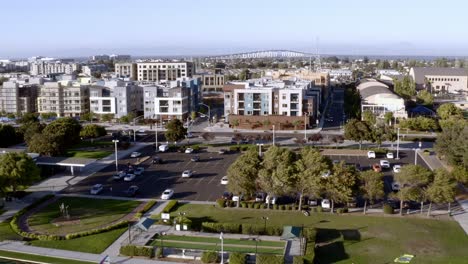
[282,104,288,107]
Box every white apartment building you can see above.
[30,61,81,76]
[37,81,89,117]
[137,61,194,82]
[115,63,137,80]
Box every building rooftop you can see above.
[357,79,400,100]
[411,67,468,83]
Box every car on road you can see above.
[124,174,136,182]
[372,163,382,172]
[134,167,144,176]
[393,165,401,173]
[152,157,163,164]
[159,145,169,152]
[90,184,104,195]
[161,189,174,200]
[380,160,390,169]
[221,176,228,185]
[130,152,141,158]
[182,170,193,178]
[113,171,126,180]
[386,152,394,159]
[218,149,227,155]
[124,185,139,197]
[391,182,400,191]
[321,199,331,209]
[367,151,376,159]
[190,155,200,162]
[185,148,194,154]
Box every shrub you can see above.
[265,225,283,236]
[240,202,247,208]
[155,247,163,258]
[201,222,241,233]
[120,245,154,258]
[241,224,264,235]
[280,205,286,210]
[65,220,129,240]
[162,200,178,213]
[256,254,284,264]
[310,207,316,213]
[254,203,260,209]
[316,206,323,213]
[229,146,240,152]
[293,256,305,264]
[229,252,247,264]
[216,198,226,208]
[336,208,348,214]
[201,251,219,263]
[383,204,394,214]
[273,204,279,210]
[303,228,317,241]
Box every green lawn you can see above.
[28,197,140,235]
[65,150,112,159]
[150,240,284,255]
[71,140,113,148]
[157,234,284,247]
[0,221,22,241]
[0,250,94,264]
[166,204,468,264]
[29,227,127,254]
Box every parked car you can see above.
[152,157,163,164]
[347,197,358,208]
[222,191,233,200]
[367,151,376,159]
[321,199,331,209]
[391,182,400,191]
[124,174,136,182]
[232,195,244,202]
[161,189,174,200]
[185,148,194,154]
[218,149,227,155]
[380,160,390,169]
[130,152,141,158]
[159,145,169,152]
[113,171,126,180]
[124,185,139,197]
[372,163,382,172]
[386,152,394,159]
[393,165,401,173]
[255,192,266,202]
[134,167,144,176]
[190,155,200,162]
[182,170,193,178]
[265,195,277,205]
[220,176,228,185]
[90,184,104,195]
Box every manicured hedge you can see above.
[303,228,316,264]
[256,254,284,264]
[201,222,241,233]
[135,200,157,219]
[201,251,219,263]
[229,252,247,264]
[120,244,154,258]
[65,220,129,239]
[162,200,178,213]
[293,256,305,264]
[383,204,394,214]
[216,198,226,208]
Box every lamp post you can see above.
[220,232,224,264]
[256,143,264,157]
[272,125,275,146]
[112,140,119,173]
[396,128,400,160]
[155,124,158,152]
[261,216,269,234]
[199,103,211,127]
[132,115,145,142]
[304,112,308,141]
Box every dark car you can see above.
[222,191,233,200]
[190,155,200,162]
[152,157,163,164]
[124,185,139,197]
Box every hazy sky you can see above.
[2,0,468,58]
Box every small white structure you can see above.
[357,79,407,118]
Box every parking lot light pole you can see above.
[261,216,269,234]
[199,103,211,127]
[272,125,275,146]
[155,125,158,153]
[112,140,119,173]
[396,128,400,160]
[132,115,145,142]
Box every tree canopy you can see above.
[344,119,372,149]
[437,103,463,120]
[226,148,261,198]
[80,124,107,139]
[394,75,416,99]
[0,124,20,147]
[359,170,384,214]
[394,165,433,215]
[0,152,40,194]
[435,119,467,168]
[165,119,187,143]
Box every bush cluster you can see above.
[216,198,226,208]
[201,222,241,233]
[229,252,247,264]
[383,204,394,214]
[119,245,154,258]
[336,208,349,214]
[162,200,178,213]
[201,222,282,236]
[135,200,157,218]
[201,251,219,263]
[256,254,284,264]
[293,256,305,264]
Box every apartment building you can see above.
[115,63,137,80]
[223,78,321,130]
[143,77,202,121]
[37,81,89,117]
[30,61,81,76]
[409,67,468,94]
[0,80,39,115]
[194,69,225,92]
[137,61,194,82]
[89,80,143,118]
[82,64,108,76]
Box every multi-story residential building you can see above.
[115,63,137,80]
[82,64,108,76]
[143,77,201,121]
[91,55,110,61]
[0,80,39,115]
[110,54,131,62]
[37,81,90,117]
[409,67,468,94]
[265,69,330,98]
[136,61,194,82]
[223,78,322,130]
[357,79,407,119]
[194,69,225,92]
[30,61,81,76]
[89,80,143,118]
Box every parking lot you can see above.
[61,146,240,201]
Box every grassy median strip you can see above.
[151,240,284,255]
[0,249,94,264]
[160,235,284,247]
[65,150,112,159]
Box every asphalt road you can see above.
[322,87,346,130]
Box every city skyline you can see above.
[2,0,468,58]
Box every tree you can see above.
[18,113,39,124]
[80,112,94,122]
[0,152,40,195]
[344,119,372,149]
[435,119,467,167]
[80,124,106,139]
[294,147,330,210]
[101,113,114,122]
[384,112,394,126]
[20,121,45,143]
[231,119,240,129]
[120,115,130,123]
[292,120,302,131]
[362,110,376,125]
[191,111,197,120]
[227,149,261,206]
[258,146,296,207]
[239,69,250,81]
[416,90,434,106]
[437,103,463,120]
[40,112,57,120]
[308,133,323,145]
[359,170,384,214]
[0,124,19,147]
[393,165,433,215]
[323,163,358,213]
[394,75,416,99]
[451,166,468,185]
[28,132,62,156]
[165,119,187,143]
[263,119,271,129]
[426,169,456,217]
[42,117,82,147]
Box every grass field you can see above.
[0,221,21,242]
[0,249,94,264]
[166,204,468,264]
[29,227,127,254]
[65,150,112,159]
[71,140,113,149]
[28,197,140,235]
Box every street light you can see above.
[220,232,224,264]
[155,124,158,153]
[272,125,275,146]
[304,112,308,141]
[261,216,269,234]
[112,140,119,173]
[199,103,211,127]
[256,143,264,157]
[132,115,145,142]
[396,127,400,160]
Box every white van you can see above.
[159,144,169,152]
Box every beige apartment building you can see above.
[136,61,194,82]
[194,71,225,92]
[115,62,137,80]
[37,82,89,117]
[410,67,468,94]
[0,81,39,115]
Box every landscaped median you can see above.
[0,249,94,264]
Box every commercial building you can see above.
[143,77,202,121]
[409,67,468,94]
[194,69,225,92]
[115,63,137,80]
[30,61,81,76]
[0,80,39,115]
[136,61,194,82]
[91,55,110,61]
[110,54,131,62]
[357,79,407,119]
[37,81,90,117]
[82,64,108,76]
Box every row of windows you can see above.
[138,65,186,69]
[427,77,460,82]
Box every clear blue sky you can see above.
[2,0,468,58]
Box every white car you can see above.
[380,160,390,169]
[221,176,228,185]
[367,151,376,159]
[113,171,126,180]
[182,170,193,178]
[161,189,174,200]
[391,182,400,191]
[185,148,194,154]
[321,199,331,209]
[90,184,104,195]
[393,165,401,173]
[130,152,141,158]
[265,195,277,205]
[124,174,136,182]
[134,167,144,176]
[386,152,394,159]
